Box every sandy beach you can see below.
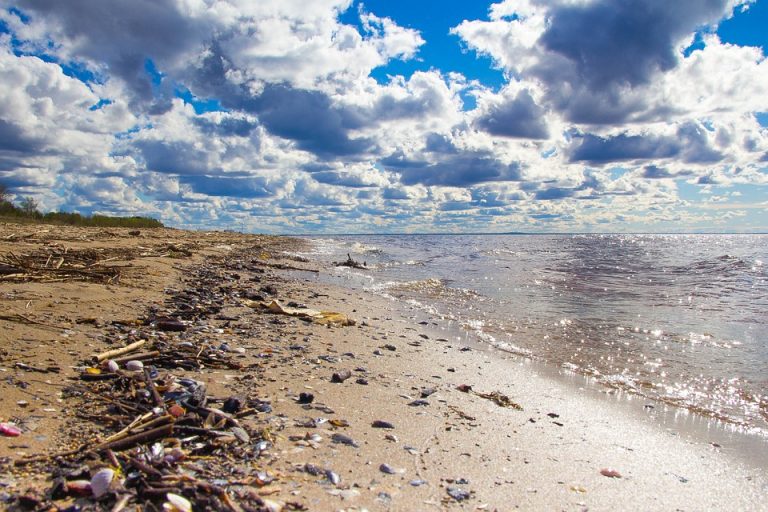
[0,224,766,511]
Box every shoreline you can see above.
[1,225,766,511]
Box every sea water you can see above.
[303,234,767,438]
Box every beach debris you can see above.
[248,299,356,327]
[600,468,622,478]
[421,387,438,397]
[331,369,352,383]
[408,399,430,407]
[410,479,428,487]
[95,339,146,362]
[0,422,21,437]
[334,253,367,269]
[355,377,369,385]
[163,493,192,512]
[372,420,395,429]
[325,469,341,485]
[331,433,359,447]
[379,463,404,475]
[90,467,116,498]
[124,360,144,372]
[457,385,523,410]
[297,392,315,404]
[446,487,472,501]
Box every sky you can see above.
[0,0,766,233]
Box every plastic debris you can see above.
[0,422,21,437]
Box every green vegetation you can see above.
[0,183,163,228]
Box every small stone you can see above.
[297,392,314,404]
[447,487,471,501]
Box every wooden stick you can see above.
[94,423,174,452]
[95,339,147,362]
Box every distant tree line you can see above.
[0,183,163,228]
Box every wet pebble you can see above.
[379,463,404,475]
[331,433,359,448]
[297,392,314,404]
[420,387,437,398]
[331,370,351,383]
[447,487,471,501]
[325,469,341,485]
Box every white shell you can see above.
[163,493,192,512]
[90,468,114,498]
[125,360,144,372]
[106,360,119,372]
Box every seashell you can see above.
[125,360,144,372]
[66,479,92,495]
[600,468,622,478]
[163,447,186,464]
[372,420,395,429]
[379,463,404,475]
[168,404,186,418]
[105,360,119,372]
[262,499,284,512]
[90,467,115,498]
[325,469,341,485]
[163,493,192,512]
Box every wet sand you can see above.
[0,224,766,511]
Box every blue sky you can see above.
[0,0,766,233]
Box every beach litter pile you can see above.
[0,241,332,511]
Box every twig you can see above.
[94,423,174,452]
[95,339,147,362]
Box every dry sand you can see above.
[0,223,766,511]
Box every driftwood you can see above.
[333,253,367,269]
[94,339,147,362]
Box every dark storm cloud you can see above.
[569,133,681,164]
[395,153,522,187]
[14,0,204,109]
[382,187,410,200]
[179,175,273,198]
[534,187,574,200]
[475,90,549,139]
[676,122,723,163]
[424,133,458,154]
[539,0,729,91]
[642,165,674,179]
[0,119,42,153]
[311,171,376,188]
[380,150,429,170]
[134,140,210,175]
[247,85,373,159]
[193,116,259,138]
[529,0,734,124]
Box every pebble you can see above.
[125,360,144,372]
[447,487,471,501]
[372,420,395,429]
[331,433,359,448]
[379,463,404,475]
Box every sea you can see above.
[298,234,767,440]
